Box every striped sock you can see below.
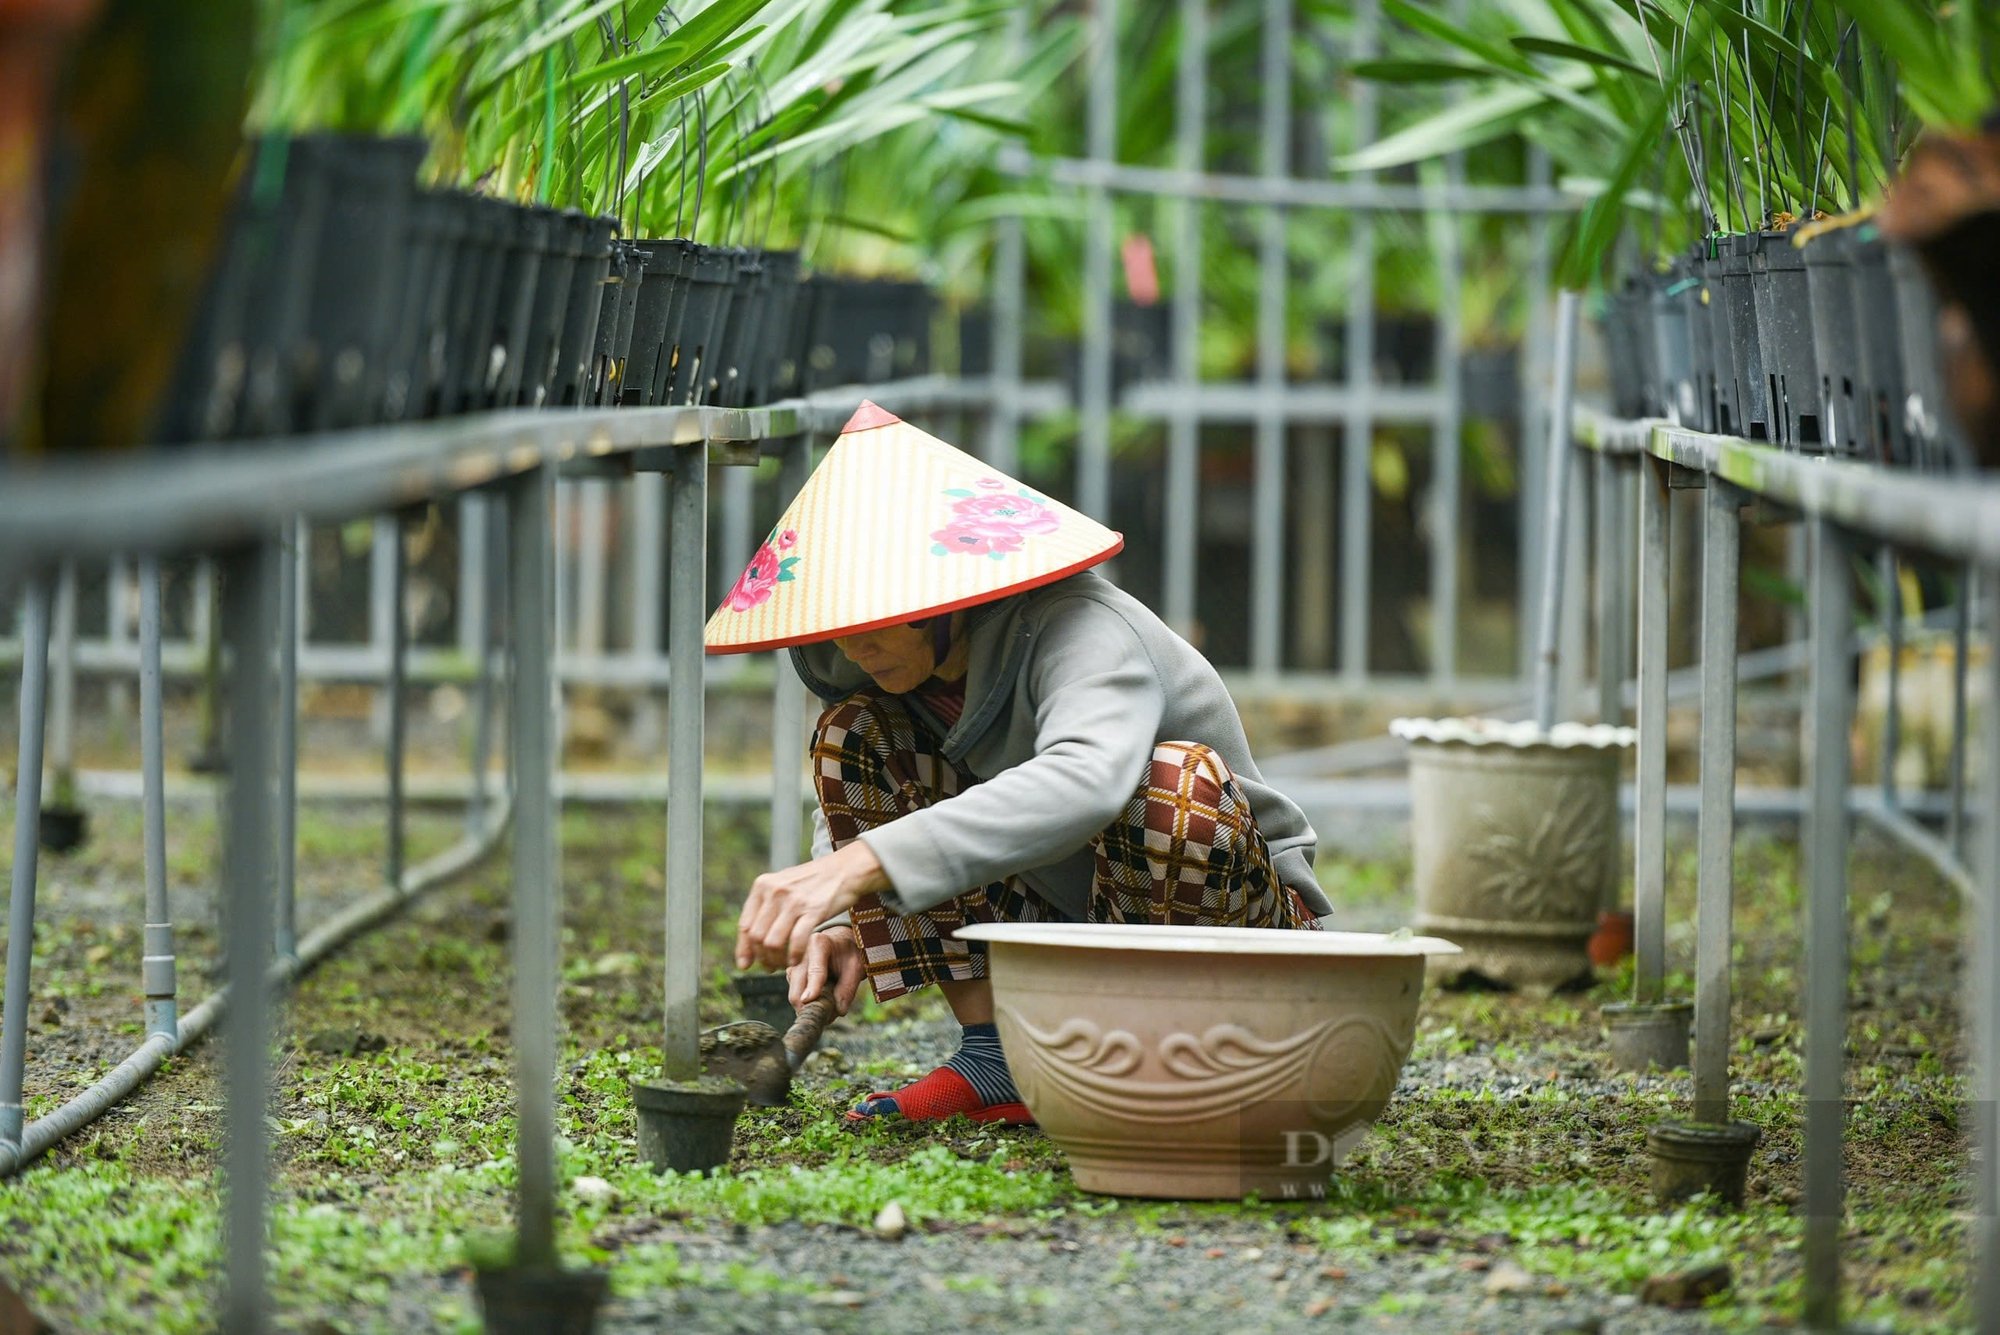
[943,1022,1018,1107]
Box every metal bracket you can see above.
[1667,462,1707,490]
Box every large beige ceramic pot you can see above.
[1392,717,1633,994]
[955,923,1461,1200]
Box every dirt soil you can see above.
[0,792,1973,1333]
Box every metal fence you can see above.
[0,379,1017,1328]
[1579,410,2000,1332]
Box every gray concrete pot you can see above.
[1394,718,1632,994]
[473,1263,608,1335]
[1646,1119,1761,1207]
[631,1077,746,1174]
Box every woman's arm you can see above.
[855,598,1166,915]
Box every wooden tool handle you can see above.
[783,996,838,1067]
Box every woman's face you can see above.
[833,622,938,694]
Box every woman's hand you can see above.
[788,928,866,1016]
[734,839,890,971]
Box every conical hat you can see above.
[705,402,1123,654]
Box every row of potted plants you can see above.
[1600,218,1963,469]
[157,132,939,444]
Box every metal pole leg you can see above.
[1950,561,1972,858]
[1531,290,1582,732]
[1803,517,1853,1329]
[1693,483,1742,1124]
[275,523,299,961]
[1633,454,1671,1006]
[1972,565,2000,1334]
[1880,547,1901,813]
[1,574,54,1154]
[46,559,78,813]
[220,538,281,1335]
[467,499,501,835]
[505,468,558,1270]
[768,438,812,869]
[139,559,177,1040]
[1595,452,1632,729]
[385,513,409,891]
[663,443,709,1080]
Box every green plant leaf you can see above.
[1510,35,1651,79]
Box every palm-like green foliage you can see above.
[248,0,1031,255]
[1341,0,2000,284]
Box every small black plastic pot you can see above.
[1748,228,1823,450]
[749,251,803,404]
[602,241,649,405]
[1651,261,1699,425]
[1717,234,1771,441]
[514,209,585,409]
[294,134,428,431]
[1680,249,1717,432]
[623,239,689,406]
[1801,225,1863,457]
[447,197,516,415]
[38,803,88,855]
[1848,224,1907,463]
[730,973,794,1031]
[1601,285,1644,417]
[380,189,454,421]
[472,1263,608,1335]
[631,1078,746,1173]
[483,204,553,409]
[554,217,616,406]
[1886,240,1964,470]
[666,243,739,405]
[586,240,637,406]
[708,249,767,408]
[407,191,473,420]
[1699,247,1739,436]
[792,273,836,393]
[225,134,339,438]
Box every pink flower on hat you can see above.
[930,481,1061,559]
[725,528,801,611]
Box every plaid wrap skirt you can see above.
[814,692,1321,1003]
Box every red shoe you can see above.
[844,1065,1035,1127]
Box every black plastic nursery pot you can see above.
[1646,1120,1760,1208]
[1698,247,1740,437]
[1800,224,1863,457]
[631,1077,746,1173]
[400,190,473,421]
[380,189,451,421]
[37,803,87,855]
[793,272,837,393]
[472,1262,608,1335]
[1717,234,1771,441]
[1747,228,1823,450]
[514,209,585,409]
[447,197,516,414]
[1680,250,1718,432]
[586,240,639,406]
[636,238,701,405]
[665,243,738,405]
[293,134,428,431]
[708,248,768,408]
[1848,225,1908,463]
[554,216,616,406]
[483,204,553,409]
[215,134,340,439]
[1602,283,1647,418]
[829,278,934,384]
[1650,261,1699,426]
[622,239,688,407]
[750,250,803,404]
[730,972,794,1031]
[1886,240,1965,470]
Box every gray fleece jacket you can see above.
[793,570,1332,923]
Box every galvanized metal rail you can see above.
[0,377,1032,1331]
[1578,410,1998,1331]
